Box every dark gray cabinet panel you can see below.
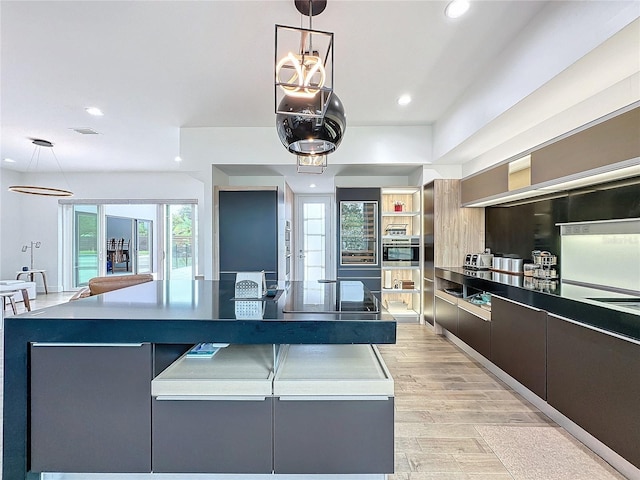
[30,344,152,473]
[435,294,458,335]
[457,305,491,358]
[491,296,547,399]
[273,398,394,474]
[547,315,640,469]
[152,397,273,473]
[218,189,280,281]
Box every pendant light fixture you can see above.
[8,139,73,197]
[275,0,346,166]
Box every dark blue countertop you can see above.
[3,280,395,480]
[436,268,639,342]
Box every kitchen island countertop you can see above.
[3,280,396,480]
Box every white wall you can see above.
[0,171,206,291]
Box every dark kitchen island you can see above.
[3,280,396,480]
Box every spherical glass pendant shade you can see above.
[276,92,346,155]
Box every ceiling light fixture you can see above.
[275,0,346,169]
[398,94,412,106]
[174,156,182,163]
[4,158,16,163]
[8,139,74,197]
[85,107,104,116]
[445,0,470,19]
[297,154,327,174]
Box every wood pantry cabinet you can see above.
[30,343,152,473]
[490,295,547,399]
[424,179,484,325]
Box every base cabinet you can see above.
[273,397,394,474]
[30,343,152,473]
[547,315,640,469]
[457,302,491,358]
[152,397,273,473]
[490,295,547,399]
[435,291,459,335]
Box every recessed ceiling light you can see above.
[4,158,16,163]
[174,156,183,162]
[397,94,412,106]
[445,0,470,19]
[85,107,104,116]
[309,183,317,188]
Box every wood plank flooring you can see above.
[378,324,627,480]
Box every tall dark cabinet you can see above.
[217,187,283,282]
[423,182,435,325]
[336,187,381,294]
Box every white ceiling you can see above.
[1,1,638,193]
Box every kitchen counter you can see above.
[436,267,639,341]
[3,280,396,480]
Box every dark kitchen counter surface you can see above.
[436,267,639,342]
[3,280,395,480]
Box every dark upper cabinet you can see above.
[218,188,282,282]
[490,295,547,399]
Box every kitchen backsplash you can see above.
[485,176,640,265]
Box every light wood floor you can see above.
[1,296,629,479]
[378,324,627,480]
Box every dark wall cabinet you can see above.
[457,303,491,359]
[435,292,458,336]
[490,296,547,399]
[30,343,152,473]
[547,314,640,469]
[218,188,282,282]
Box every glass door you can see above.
[295,195,333,282]
[339,201,378,266]
[165,204,196,280]
[73,205,100,287]
[135,219,153,274]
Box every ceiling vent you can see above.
[71,127,100,135]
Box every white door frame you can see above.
[293,194,335,282]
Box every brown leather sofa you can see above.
[69,274,153,300]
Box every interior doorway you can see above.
[294,195,334,282]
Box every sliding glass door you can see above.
[73,205,100,287]
[165,204,195,280]
[63,201,196,289]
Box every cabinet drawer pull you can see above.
[277,395,391,401]
[155,395,268,401]
[435,294,456,305]
[493,295,541,312]
[32,343,144,347]
[548,313,640,346]
[458,305,491,321]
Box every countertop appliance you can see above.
[464,252,493,270]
